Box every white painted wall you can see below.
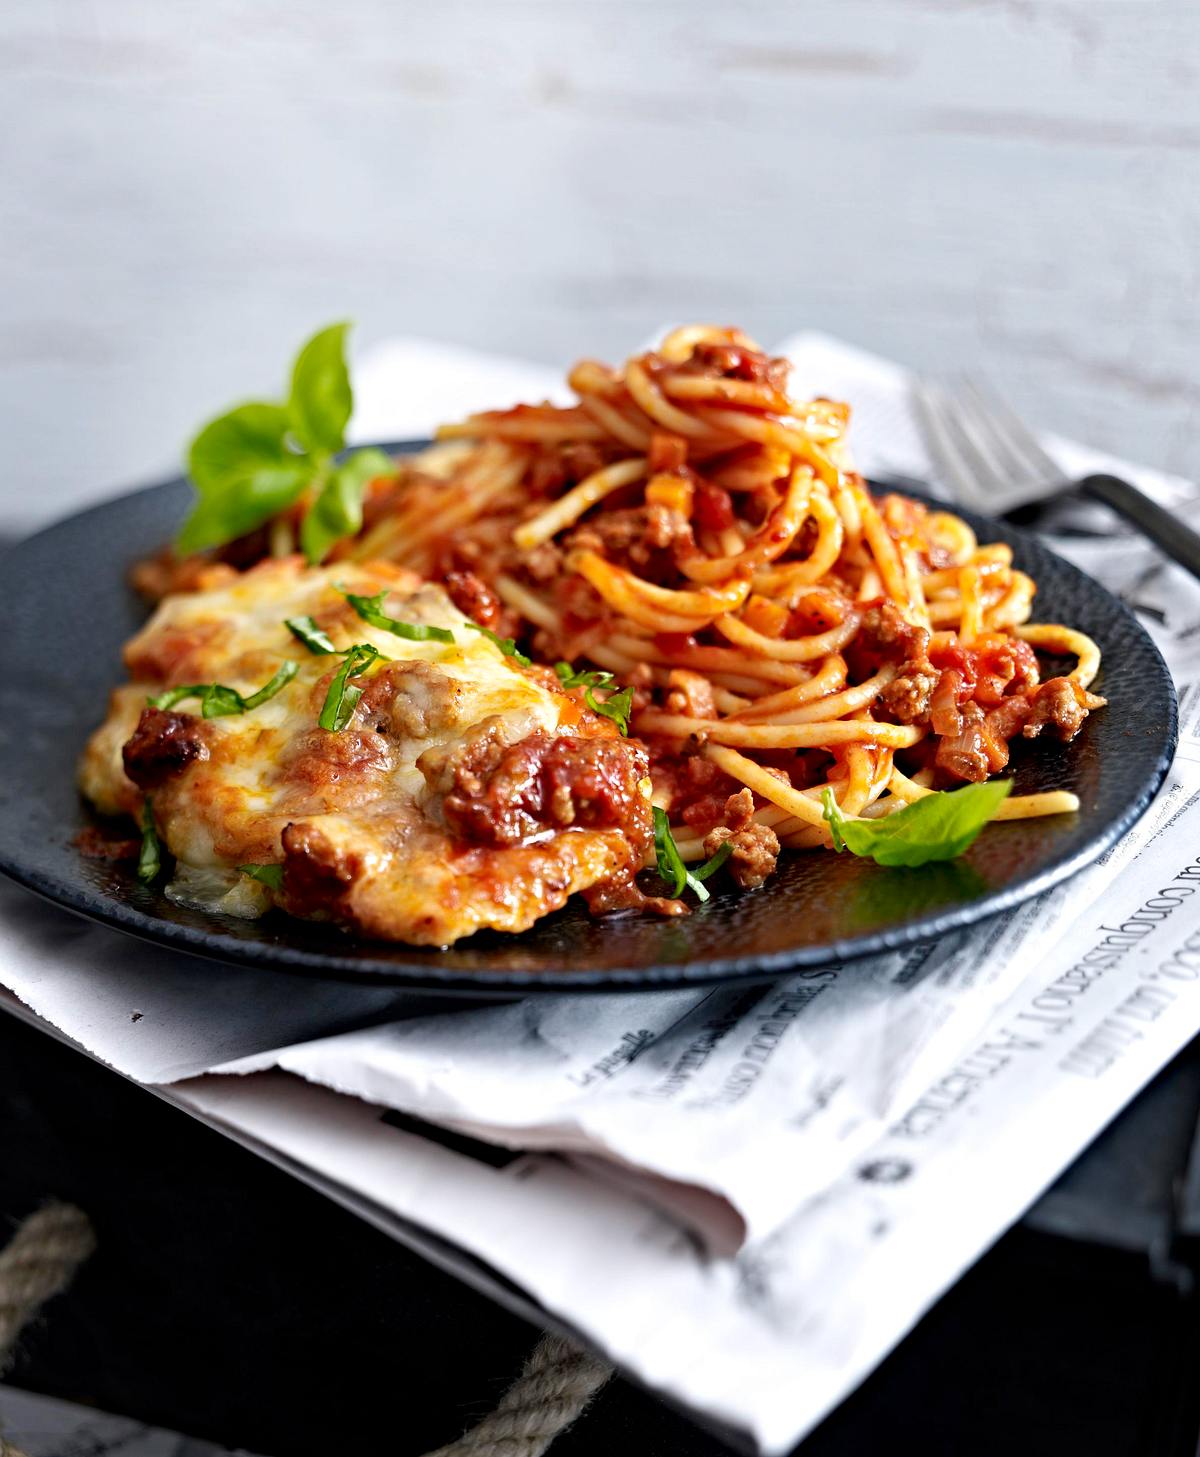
[2,0,1197,533]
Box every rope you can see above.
[423,1331,613,1457]
[0,1204,607,1457]
[0,1203,96,1457]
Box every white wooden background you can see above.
[2,0,1198,534]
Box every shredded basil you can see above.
[137,798,163,885]
[691,839,733,882]
[554,661,634,735]
[147,660,298,719]
[238,863,285,890]
[821,780,1012,867]
[285,615,337,654]
[466,622,531,667]
[586,683,633,736]
[651,807,732,902]
[318,643,386,731]
[554,662,614,691]
[338,586,455,644]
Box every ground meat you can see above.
[275,727,394,813]
[1023,678,1090,741]
[442,570,501,628]
[440,730,652,850]
[121,707,209,789]
[523,542,564,583]
[128,549,238,603]
[356,661,460,740]
[689,343,791,394]
[853,601,931,677]
[702,820,780,890]
[567,504,692,568]
[279,821,356,916]
[880,665,940,725]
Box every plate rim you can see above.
[0,455,1180,992]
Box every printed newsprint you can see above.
[1,335,1199,1451]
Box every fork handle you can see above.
[1080,473,1200,582]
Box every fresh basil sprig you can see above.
[238,863,285,890]
[148,661,298,719]
[652,808,733,902]
[553,661,634,735]
[318,643,387,731]
[138,798,164,885]
[177,322,393,564]
[338,586,456,644]
[466,622,531,666]
[821,780,1012,867]
[285,616,337,654]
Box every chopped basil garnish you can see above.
[137,798,163,885]
[691,839,733,882]
[554,662,614,691]
[587,683,633,736]
[821,779,1012,867]
[338,586,456,644]
[651,807,732,902]
[239,863,285,890]
[466,622,531,667]
[147,660,298,719]
[554,661,633,735]
[285,615,337,654]
[318,643,386,731]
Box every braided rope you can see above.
[0,1203,96,1457]
[424,1331,613,1457]
[0,1204,606,1457]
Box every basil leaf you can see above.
[240,659,299,709]
[691,839,733,882]
[555,662,614,691]
[466,622,531,667]
[652,807,711,902]
[147,661,297,718]
[239,863,285,890]
[585,683,634,736]
[147,684,209,711]
[288,321,352,455]
[301,448,394,565]
[138,798,164,885]
[338,587,456,644]
[178,402,311,554]
[319,643,386,731]
[285,616,337,654]
[200,682,247,719]
[821,780,1012,867]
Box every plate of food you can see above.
[0,324,1176,991]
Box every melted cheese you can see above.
[79,557,639,945]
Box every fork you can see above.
[910,377,1200,582]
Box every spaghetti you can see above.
[333,326,1105,887]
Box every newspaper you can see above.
[2,333,1199,1452]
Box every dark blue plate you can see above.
[0,449,1178,993]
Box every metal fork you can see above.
[911,377,1200,581]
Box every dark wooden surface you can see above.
[4,1007,1200,1456]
